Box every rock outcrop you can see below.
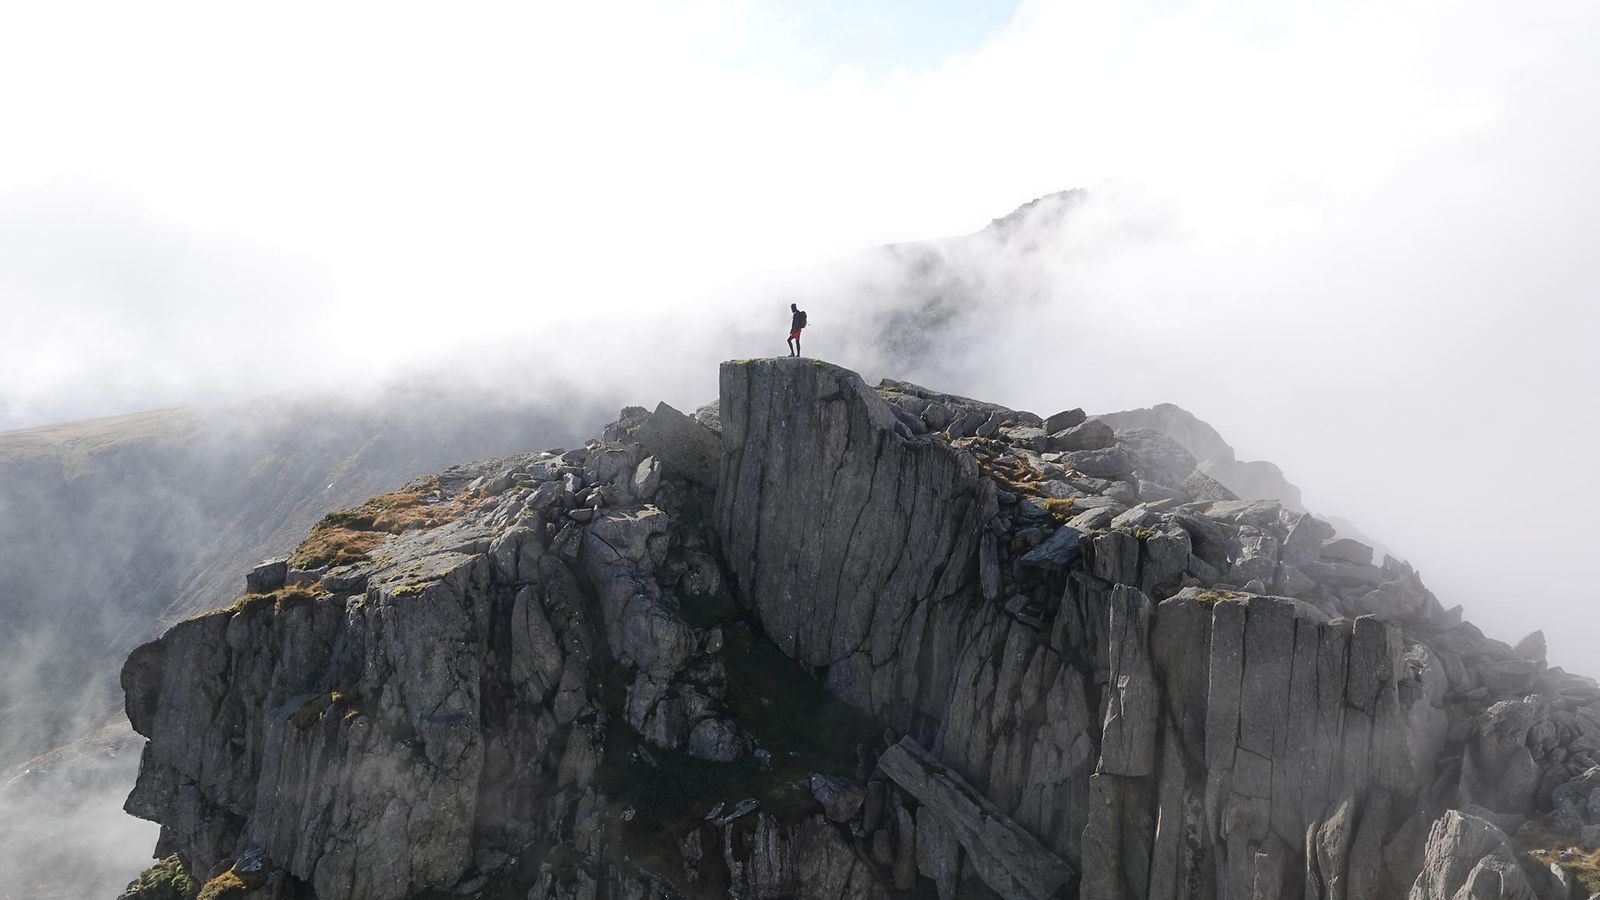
[1097,402,1305,512]
[119,358,1600,900]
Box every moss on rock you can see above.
[121,855,198,900]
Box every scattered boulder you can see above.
[1322,537,1376,566]
[687,717,742,762]
[877,737,1075,900]
[1408,810,1536,900]
[244,558,287,594]
[633,401,722,487]
[1047,419,1115,452]
[809,774,866,823]
[1066,447,1135,477]
[1045,408,1087,433]
[1019,525,1082,571]
[630,456,662,501]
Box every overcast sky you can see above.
[2,0,1597,667]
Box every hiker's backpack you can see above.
[797,310,808,328]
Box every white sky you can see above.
[1,0,1597,667]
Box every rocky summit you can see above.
[118,358,1600,900]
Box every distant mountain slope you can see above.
[0,392,610,767]
[731,188,1090,392]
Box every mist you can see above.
[2,0,1599,894]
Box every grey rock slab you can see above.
[915,804,962,900]
[1066,447,1136,477]
[877,378,1041,427]
[947,409,988,438]
[1283,513,1337,567]
[1045,408,1087,433]
[1512,630,1547,662]
[1048,419,1116,453]
[1113,426,1198,488]
[1273,562,1318,597]
[1304,559,1387,590]
[687,717,743,762]
[876,736,1075,900]
[1137,480,1188,504]
[1321,538,1376,566]
[714,358,992,710]
[1068,506,1119,531]
[1018,526,1083,572]
[1408,810,1535,900]
[1182,469,1239,503]
[1104,479,1140,505]
[710,798,760,826]
[894,805,919,890]
[632,401,723,487]
[245,558,288,594]
[1098,586,1157,777]
[694,400,722,433]
[979,531,1002,602]
[1110,504,1158,530]
[809,774,866,823]
[1204,498,1283,527]
[1003,425,1048,450]
[630,456,662,501]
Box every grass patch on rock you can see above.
[219,581,331,616]
[122,855,198,900]
[1518,821,1600,894]
[288,476,472,569]
[1534,847,1600,894]
[290,684,364,729]
[195,871,250,900]
[1193,589,1247,606]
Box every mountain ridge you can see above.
[113,357,1600,900]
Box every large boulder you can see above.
[1408,810,1537,900]
[1047,419,1116,452]
[632,401,723,487]
[1066,447,1136,478]
[1459,697,1543,816]
[877,737,1075,900]
[1044,408,1087,433]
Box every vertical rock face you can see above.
[715,358,995,726]
[117,418,758,900]
[712,358,1593,900]
[122,489,611,900]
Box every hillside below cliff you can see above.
[117,358,1600,900]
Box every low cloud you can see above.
[2,2,1599,891]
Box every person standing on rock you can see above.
[787,303,808,357]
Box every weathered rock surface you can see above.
[120,358,1600,900]
[715,358,994,719]
[878,737,1074,900]
[1408,810,1537,900]
[632,401,723,487]
[710,359,1598,899]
